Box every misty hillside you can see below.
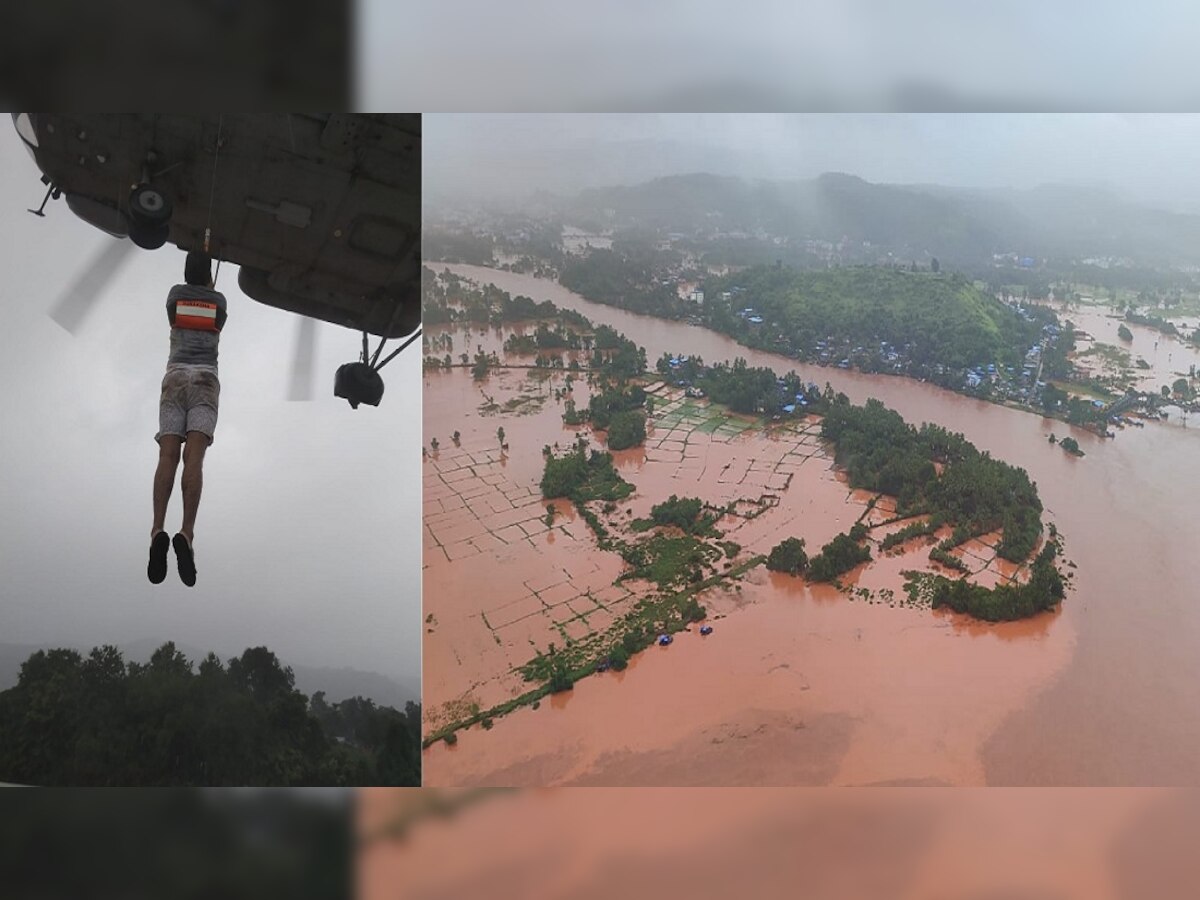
[556,172,1200,266]
[936,182,1200,265]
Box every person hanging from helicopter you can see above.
[147,250,228,587]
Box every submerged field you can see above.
[422,309,1067,782]
[417,259,1200,789]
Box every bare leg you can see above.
[179,431,209,544]
[152,436,183,538]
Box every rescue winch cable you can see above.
[203,114,224,258]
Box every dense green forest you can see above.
[703,265,1047,372]
[0,643,420,786]
[820,397,1043,561]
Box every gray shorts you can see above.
[157,367,220,444]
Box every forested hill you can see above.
[704,266,1048,372]
[0,642,421,786]
[559,172,1200,266]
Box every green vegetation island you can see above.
[0,642,421,786]
[756,375,1064,620]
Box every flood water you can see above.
[361,788,1200,899]
[1041,300,1200,423]
[424,265,1200,786]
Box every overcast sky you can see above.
[366,2,1200,112]
[0,131,421,698]
[426,114,1200,213]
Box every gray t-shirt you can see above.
[166,284,227,370]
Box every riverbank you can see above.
[433,257,1198,437]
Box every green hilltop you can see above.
[706,265,1045,372]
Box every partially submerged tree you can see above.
[766,537,808,575]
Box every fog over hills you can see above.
[427,114,1200,213]
[548,172,1200,266]
[426,115,1200,266]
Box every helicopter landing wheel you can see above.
[128,184,173,229]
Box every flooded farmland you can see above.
[423,265,1200,786]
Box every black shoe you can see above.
[147,531,170,584]
[172,533,197,587]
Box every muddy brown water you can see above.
[1043,301,1200,407]
[424,265,1200,786]
[360,788,1200,899]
